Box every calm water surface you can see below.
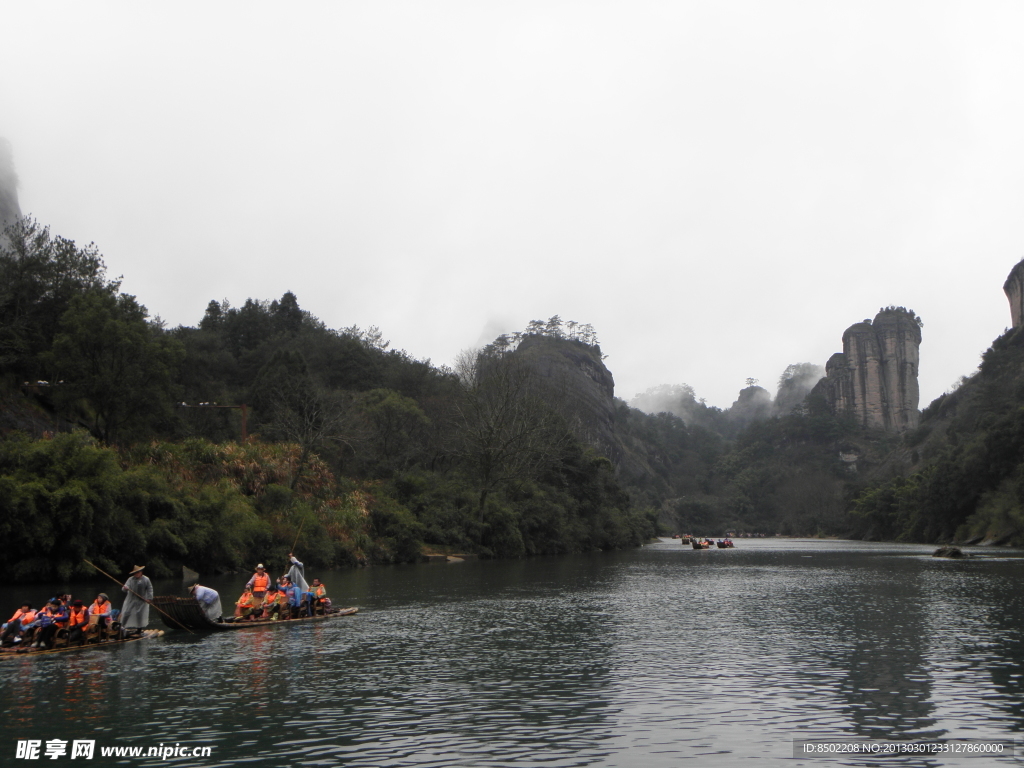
[1,539,1022,767]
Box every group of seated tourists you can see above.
[234,555,330,622]
[1,593,121,650]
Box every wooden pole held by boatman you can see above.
[290,517,306,555]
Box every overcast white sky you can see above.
[3,2,1023,409]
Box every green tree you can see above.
[359,388,431,471]
[46,291,183,444]
[454,349,573,519]
[250,350,359,488]
[0,217,116,378]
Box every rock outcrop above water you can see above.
[1004,258,1024,328]
[819,308,922,432]
[0,138,21,229]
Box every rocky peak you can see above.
[821,307,921,432]
[727,385,772,429]
[1004,258,1024,328]
[514,334,619,460]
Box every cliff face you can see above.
[1004,259,1024,329]
[0,138,21,229]
[514,334,619,460]
[821,309,921,432]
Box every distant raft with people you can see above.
[152,595,358,632]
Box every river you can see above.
[1,539,1022,766]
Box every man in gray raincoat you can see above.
[285,553,309,594]
[120,565,153,637]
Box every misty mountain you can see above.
[629,362,825,438]
[0,138,21,230]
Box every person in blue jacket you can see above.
[278,577,301,619]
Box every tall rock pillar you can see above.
[1004,259,1024,329]
[873,310,921,431]
[821,308,921,432]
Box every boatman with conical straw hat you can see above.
[121,564,153,637]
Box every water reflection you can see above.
[1,540,1022,767]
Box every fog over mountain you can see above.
[0,138,20,228]
[3,4,1023,410]
[630,362,825,432]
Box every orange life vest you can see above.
[312,585,326,598]
[236,592,254,608]
[251,573,270,593]
[10,609,36,625]
[89,599,110,616]
[68,606,88,626]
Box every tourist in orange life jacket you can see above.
[235,586,256,620]
[265,586,289,620]
[89,593,112,629]
[30,598,69,648]
[67,600,90,643]
[307,578,327,615]
[1,603,36,646]
[263,586,279,619]
[246,564,271,608]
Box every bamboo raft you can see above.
[152,596,358,632]
[0,629,164,660]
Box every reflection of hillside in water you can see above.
[921,561,1024,733]
[332,555,620,765]
[823,560,936,739]
[723,551,936,739]
[2,544,1021,767]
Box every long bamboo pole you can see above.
[83,559,194,635]
[290,517,306,555]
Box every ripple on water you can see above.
[2,540,1023,766]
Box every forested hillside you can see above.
[0,219,656,582]
[3,217,1017,585]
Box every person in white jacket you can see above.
[189,584,222,623]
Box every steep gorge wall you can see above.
[0,138,21,229]
[1004,258,1024,329]
[515,334,620,461]
[821,309,921,432]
